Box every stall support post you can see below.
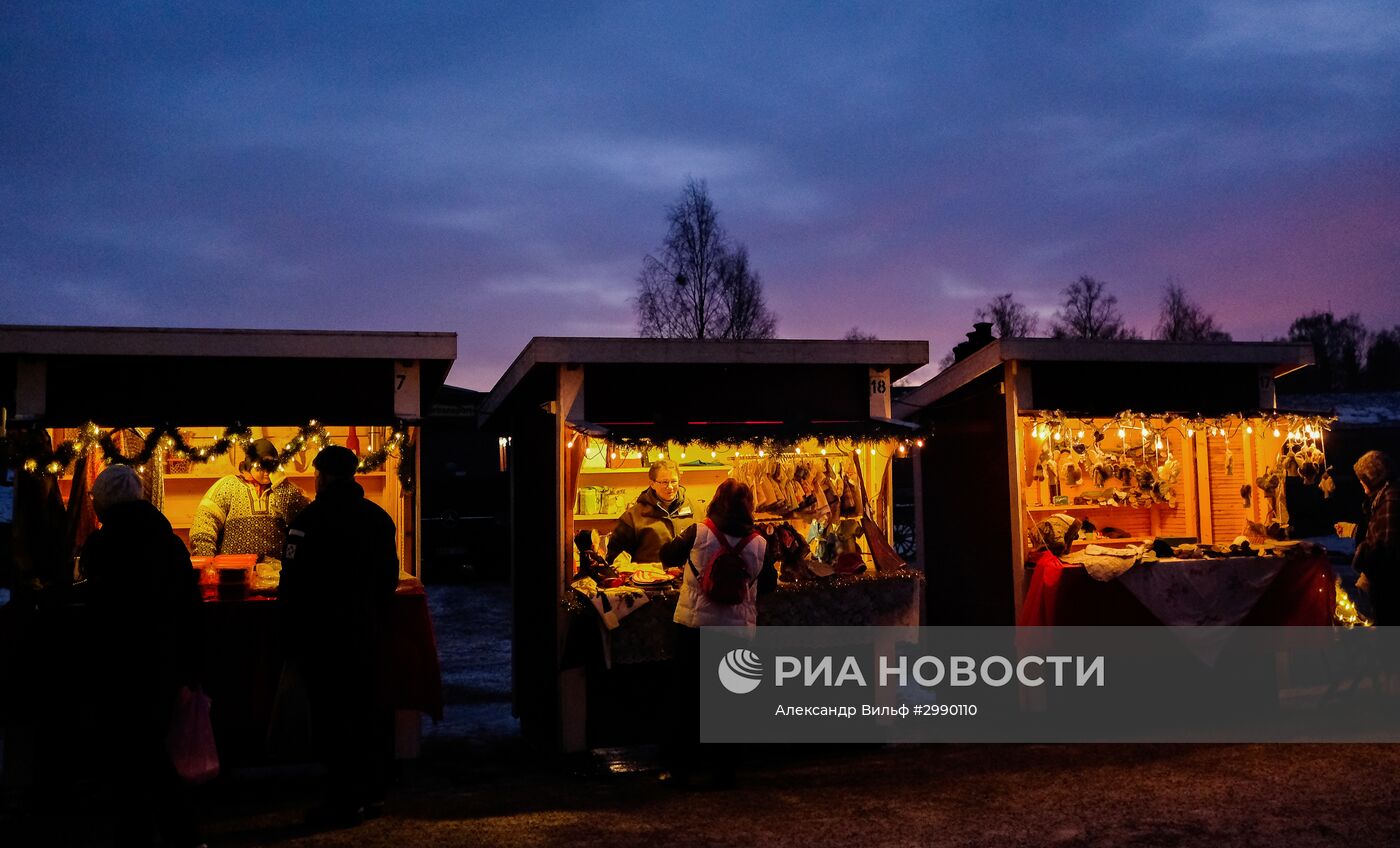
[1004,362,1028,614]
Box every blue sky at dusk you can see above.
[3,1,1398,389]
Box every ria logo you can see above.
[717,648,764,694]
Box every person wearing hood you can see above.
[279,445,399,828]
[189,438,309,558]
[606,458,695,565]
[81,465,204,848]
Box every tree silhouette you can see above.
[976,293,1038,338]
[1155,282,1230,341]
[1050,276,1138,339]
[1363,326,1400,390]
[1280,311,1368,393]
[635,178,777,339]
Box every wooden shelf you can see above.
[580,465,729,475]
[1026,503,1154,513]
[574,513,623,521]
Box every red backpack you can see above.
[696,519,757,605]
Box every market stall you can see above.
[1,324,453,765]
[481,337,928,750]
[895,337,1342,626]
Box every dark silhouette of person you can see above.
[279,445,399,827]
[81,464,204,848]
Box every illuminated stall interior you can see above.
[569,434,916,576]
[2,324,457,577]
[896,337,1319,625]
[1017,410,1336,551]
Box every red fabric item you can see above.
[382,582,445,721]
[1018,550,1333,626]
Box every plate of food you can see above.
[630,569,675,587]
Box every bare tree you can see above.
[1050,276,1138,340]
[1365,326,1400,390]
[976,293,1037,338]
[1155,282,1230,341]
[1281,311,1368,392]
[844,327,878,341]
[716,245,777,339]
[635,178,777,339]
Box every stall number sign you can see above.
[869,368,891,419]
[394,360,421,419]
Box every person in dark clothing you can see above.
[280,445,399,827]
[81,465,203,848]
[1345,451,1400,625]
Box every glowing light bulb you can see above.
[1117,428,1126,439]
[1076,430,1085,440]
[758,449,765,458]
[1154,437,1163,451]
[681,451,687,459]
[1140,427,1149,437]
[1186,428,1194,438]
[898,444,907,455]
[1053,431,1061,442]
[710,450,716,458]
[1273,428,1280,438]
[856,447,863,455]
[820,447,827,455]
[1246,426,1254,435]
[915,439,924,448]
[795,447,802,454]
[610,451,617,460]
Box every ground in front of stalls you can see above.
[13,582,1400,848]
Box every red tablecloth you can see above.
[1018,548,1334,626]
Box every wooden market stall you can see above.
[1,324,455,764]
[895,338,1338,627]
[481,336,928,750]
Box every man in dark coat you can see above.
[82,464,203,848]
[280,445,399,826]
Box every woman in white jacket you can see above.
[660,478,767,786]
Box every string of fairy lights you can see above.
[4,419,414,484]
[1025,409,1337,456]
[566,428,928,464]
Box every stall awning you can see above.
[481,336,930,442]
[1,324,457,425]
[896,338,1315,421]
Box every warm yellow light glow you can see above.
[1117,428,1126,439]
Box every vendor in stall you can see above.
[189,438,310,558]
[606,458,695,565]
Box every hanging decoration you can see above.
[2,420,416,490]
[1020,409,1337,511]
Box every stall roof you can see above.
[483,336,929,419]
[895,338,1315,418]
[1,324,457,424]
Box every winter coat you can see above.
[606,488,695,565]
[80,500,201,727]
[279,479,399,687]
[1355,480,1399,623]
[667,520,767,631]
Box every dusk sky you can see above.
[3,2,1398,390]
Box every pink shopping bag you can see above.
[166,686,220,784]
